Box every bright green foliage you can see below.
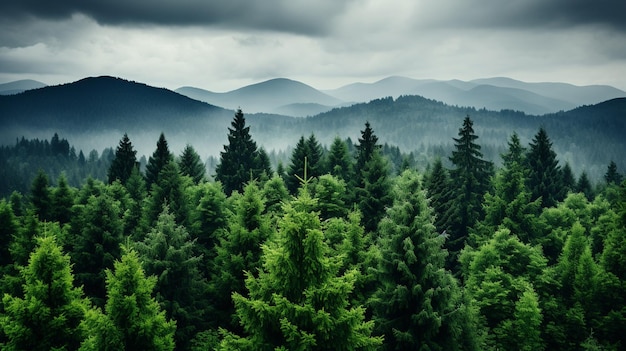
[526,128,563,208]
[215,109,264,195]
[108,133,138,184]
[285,134,326,195]
[71,192,124,307]
[508,286,544,351]
[262,175,289,216]
[460,228,548,350]
[358,150,392,233]
[312,174,348,220]
[327,137,354,186]
[145,132,174,189]
[178,144,206,184]
[219,189,382,351]
[80,247,175,351]
[444,116,493,271]
[424,158,450,234]
[209,182,272,331]
[604,161,622,186]
[371,170,475,351]
[30,169,52,222]
[144,161,189,228]
[1,235,89,351]
[51,173,75,225]
[136,205,208,351]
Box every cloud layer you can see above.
[1,0,625,91]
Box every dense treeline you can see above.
[1,109,625,350]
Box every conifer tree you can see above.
[526,127,563,208]
[0,199,18,268]
[1,235,89,351]
[72,192,124,306]
[312,174,348,220]
[285,134,326,194]
[51,173,75,225]
[145,132,174,189]
[209,182,272,331]
[358,150,392,233]
[144,161,189,228]
[355,121,379,180]
[327,136,354,185]
[178,144,206,184]
[256,147,273,180]
[509,286,544,351]
[371,170,476,351]
[444,115,493,270]
[108,133,138,184]
[215,108,263,195]
[136,205,207,351]
[30,169,52,222]
[604,161,622,185]
[424,158,450,234]
[576,171,594,200]
[262,175,289,216]
[219,189,382,350]
[80,246,176,351]
[561,163,576,194]
[124,167,147,239]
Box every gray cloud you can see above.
[0,0,352,35]
[423,0,626,31]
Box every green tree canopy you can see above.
[108,133,138,184]
[145,132,174,189]
[526,127,563,208]
[178,144,206,185]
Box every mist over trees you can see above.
[0,108,625,350]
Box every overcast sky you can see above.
[1,0,625,91]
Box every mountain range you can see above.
[0,79,47,95]
[173,76,625,116]
[0,75,624,181]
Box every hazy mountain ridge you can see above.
[176,78,343,116]
[1,76,624,181]
[0,79,47,95]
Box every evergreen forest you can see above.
[1,109,625,350]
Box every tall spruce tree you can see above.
[327,137,354,186]
[604,161,622,185]
[178,144,206,184]
[145,132,174,189]
[108,133,138,184]
[424,158,451,234]
[371,170,477,351]
[354,121,380,192]
[51,173,75,225]
[136,205,208,351]
[144,161,189,228]
[208,182,272,331]
[285,134,326,194]
[526,127,563,208]
[1,235,89,351]
[219,189,382,350]
[30,169,52,222]
[358,150,392,233]
[215,108,263,195]
[80,246,176,351]
[444,115,493,271]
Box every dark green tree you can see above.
[219,189,382,350]
[526,128,563,208]
[178,144,206,184]
[255,147,273,180]
[30,169,52,222]
[261,175,289,216]
[0,199,18,268]
[285,134,326,194]
[108,133,138,184]
[354,121,379,182]
[80,247,176,351]
[444,115,493,270]
[136,205,208,351]
[358,150,392,233]
[51,173,75,225]
[561,163,576,195]
[424,158,451,234]
[604,161,622,185]
[124,167,147,239]
[1,235,89,351]
[576,171,594,201]
[327,137,354,185]
[145,132,174,189]
[215,109,263,195]
[71,193,124,307]
[209,182,272,331]
[144,161,189,228]
[371,170,477,351]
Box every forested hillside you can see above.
[1,110,625,350]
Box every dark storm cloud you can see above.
[0,0,351,35]
[433,0,626,31]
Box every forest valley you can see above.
[0,109,625,351]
